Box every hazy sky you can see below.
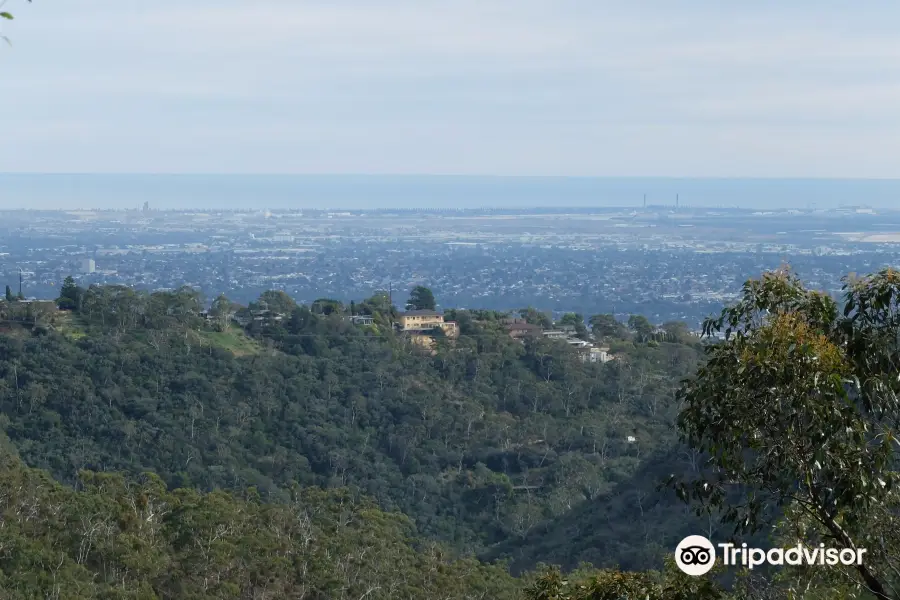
[3,2,900,176]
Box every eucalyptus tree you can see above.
[675,268,900,600]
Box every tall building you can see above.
[81,258,96,274]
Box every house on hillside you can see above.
[587,346,614,363]
[234,308,285,327]
[396,309,459,338]
[252,309,284,322]
[348,315,375,326]
[566,339,591,349]
[563,338,615,364]
[506,321,543,340]
[542,330,568,340]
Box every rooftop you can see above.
[506,322,542,331]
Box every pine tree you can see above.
[57,276,82,311]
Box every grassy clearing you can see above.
[198,328,262,356]
[54,312,88,340]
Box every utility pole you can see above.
[388,282,395,328]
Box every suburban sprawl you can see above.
[3,205,899,327]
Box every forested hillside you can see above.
[2,269,899,599]
[0,283,700,561]
[0,433,772,600]
[0,432,522,599]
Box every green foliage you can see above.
[520,307,553,328]
[57,276,84,311]
[0,286,700,564]
[0,0,29,44]
[0,299,57,330]
[251,289,297,316]
[311,297,344,315]
[588,314,628,340]
[523,557,725,600]
[675,267,900,599]
[197,329,261,356]
[4,285,12,302]
[484,439,726,575]
[0,444,521,599]
[209,293,240,332]
[406,285,436,311]
[661,320,692,344]
[6,272,900,597]
[558,313,589,339]
[359,290,395,317]
[77,284,206,332]
[627,314,654,342]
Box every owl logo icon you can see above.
[675,535,716,576]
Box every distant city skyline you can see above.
[2,174,900,211]
[4,2,900,177]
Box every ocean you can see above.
[1,174,899,211]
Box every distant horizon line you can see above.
[3,173,900,181]
[0,205,889,213]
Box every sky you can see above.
[3,1,900,177]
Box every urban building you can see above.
[81,258,96,274]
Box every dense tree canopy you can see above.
[0,286,703,562]
[628,314,654,342]
[406,286,436,311]
[0,437,522,599]
[675,267,900,600]
[2,268,899,597]
[519,307,553,329]
[558,312,588,339]
[0,283,725,598]
[589,313,627,340]
[523,559,726,600]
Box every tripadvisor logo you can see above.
[674,535,868,576]
[675,535,717,576]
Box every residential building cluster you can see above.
[501,317,613,363]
